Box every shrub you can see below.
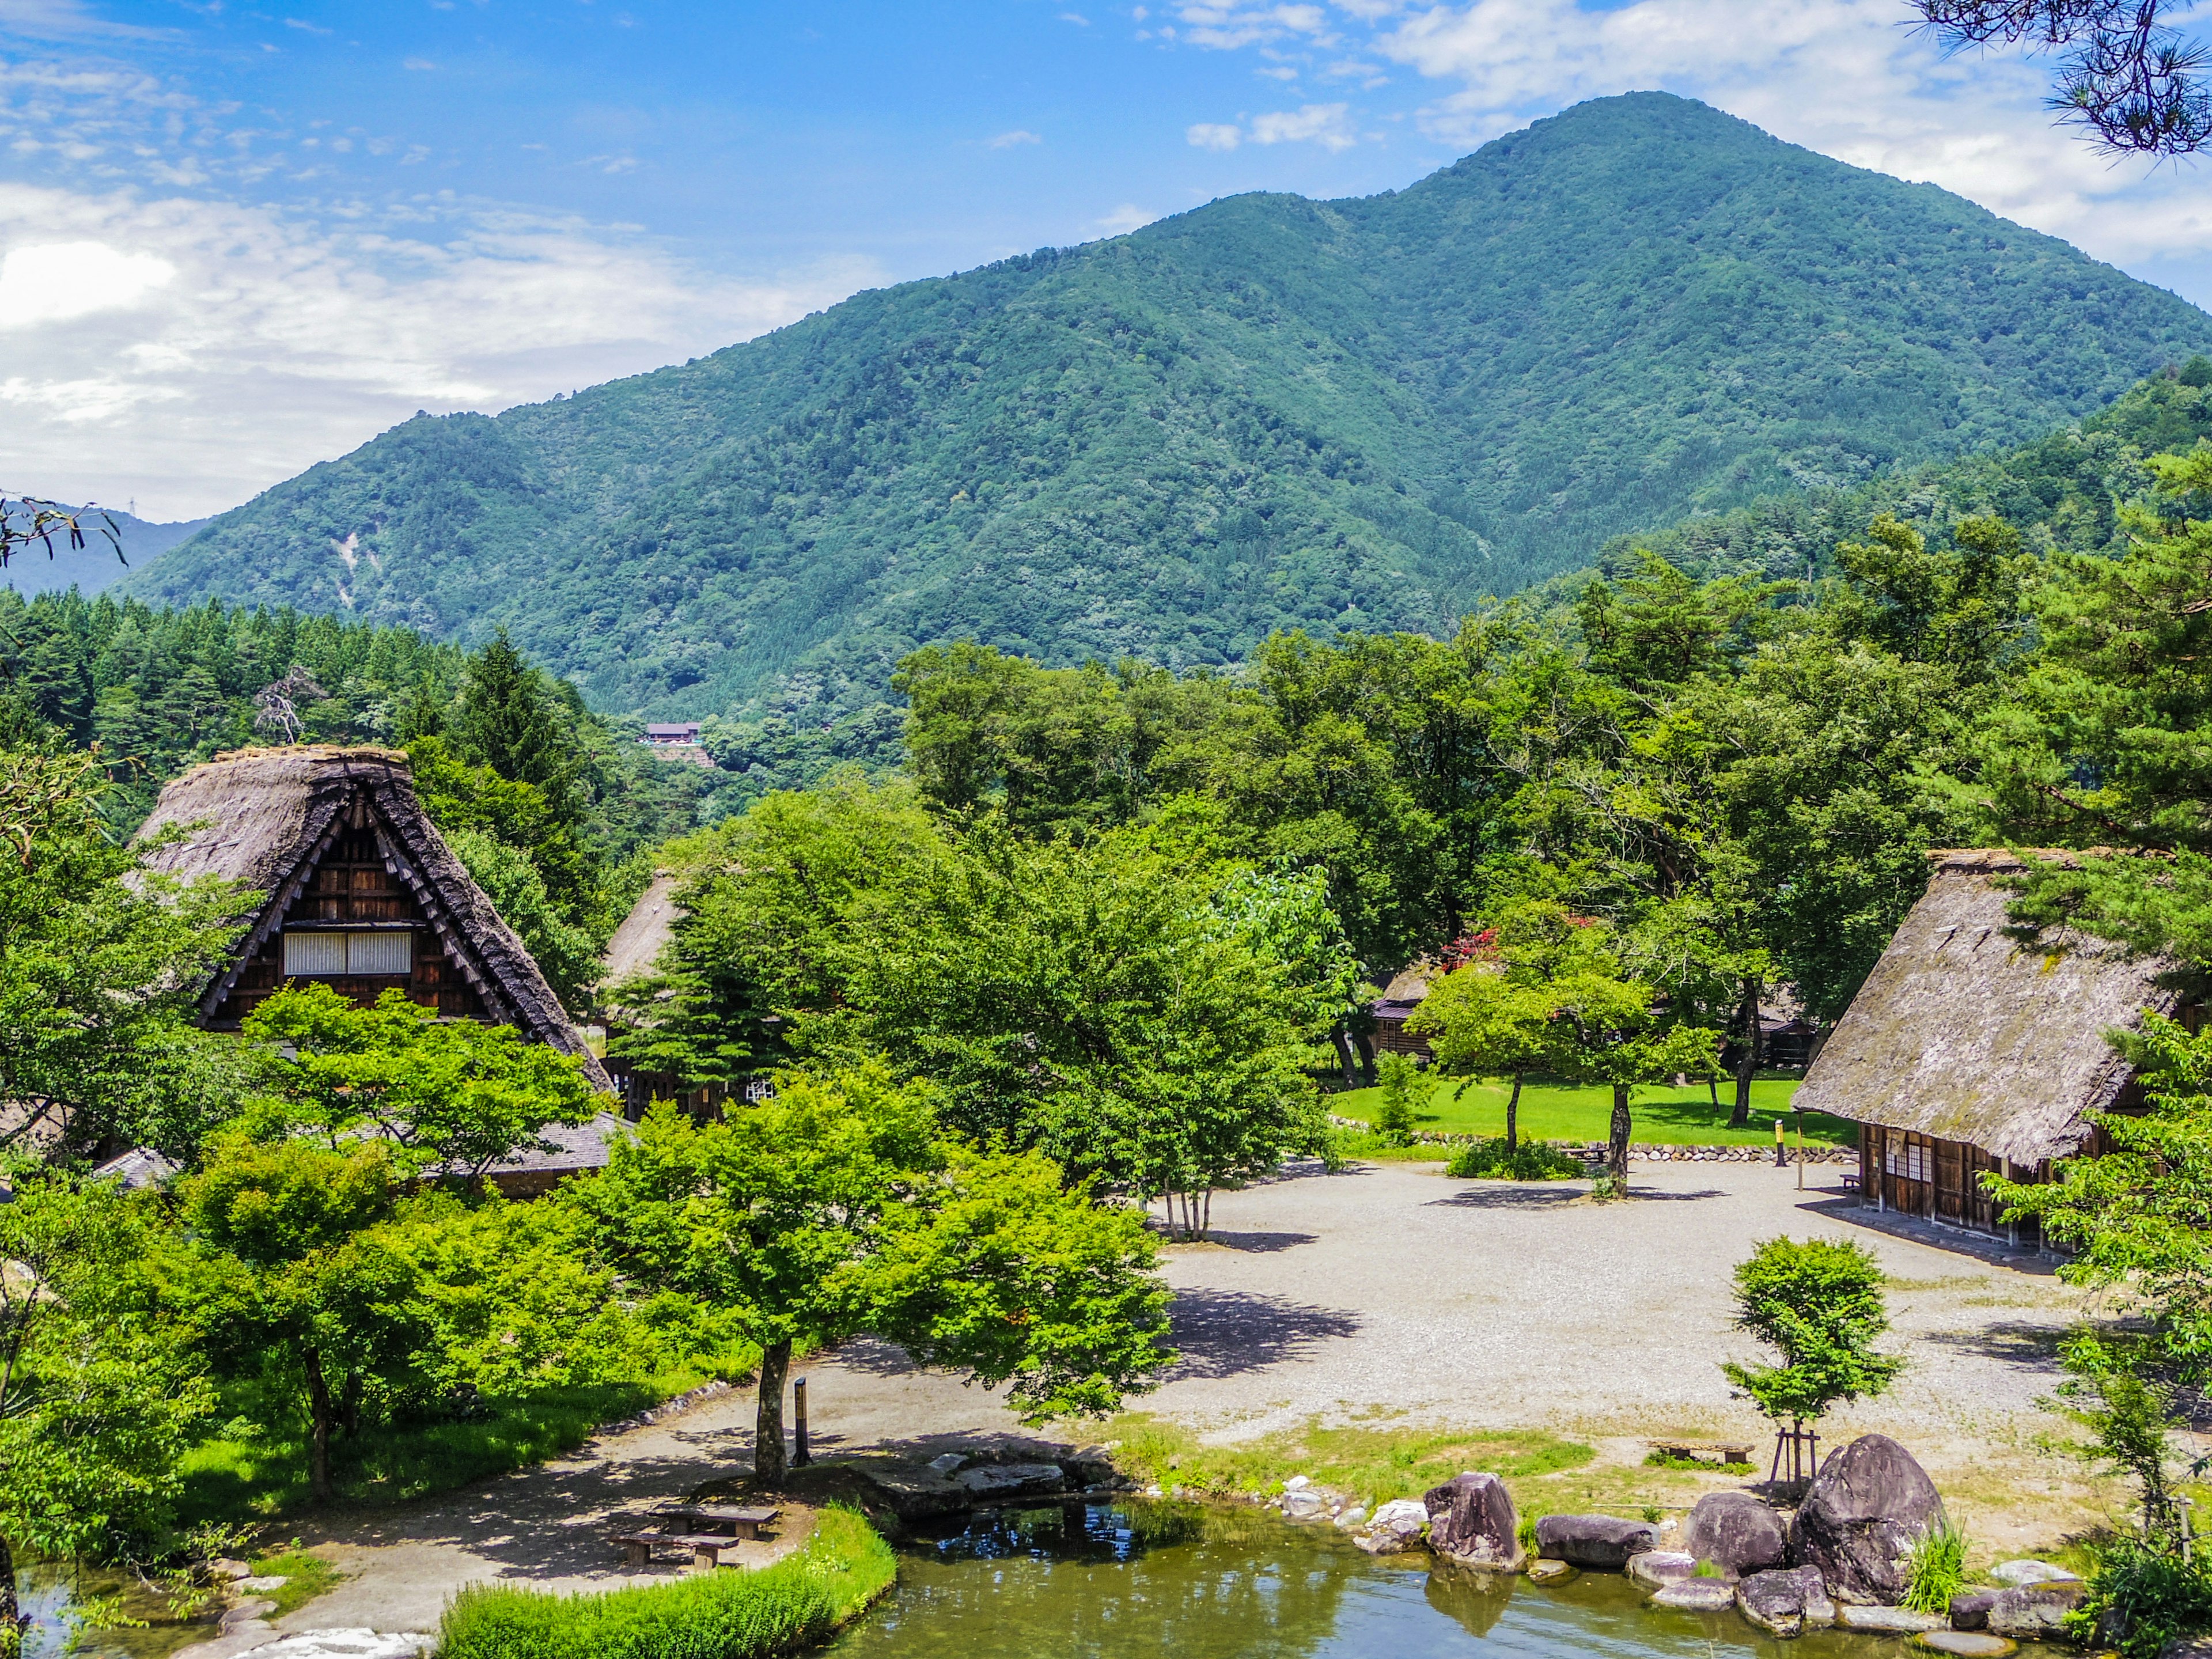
[2070,1540,2212,1658]
[1446,1137,1585,1181]
[1901,1518,1967,1615]
[1374,1053,1420,1145]
[437,1505,894,1659]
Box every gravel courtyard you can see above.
[262,1156,2123,1641]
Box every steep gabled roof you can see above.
[1792,849,2181,1164]
[133,745,610,1089]
[601,871,684,988]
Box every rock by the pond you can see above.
[240,1634,434,1659]
[1653,1578,1740,1613]
[1835,1603,1950,1634]
[1990,1558,2075,1588]
[1681,1490,1787,1578]
[1536,1514,1661,1569]
[1335,1506,1367,1531]
[956,1462,1067,1499]
[1425,1472,1522,1570]
[209,1558,253,1582]
[1282,1488,1328,1521]
[237,1575,290,1593]
[1950,1591,1998,1630]
[1284,1475,1311,1491]
[219,1600,277,1632]
[1355,1498,1429,1555]
[1987,1581,2086,1639]
[1527,1558,1577,1585]
[1627,1551,1700,1589]
[926,1452,967,1475]
[1787,1433,1944,1604]
[1916,1632,2019,1658]
[1737,1565,1837,1638]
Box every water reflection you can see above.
[19,1556,206,1659]
[834,1501,1914,1659]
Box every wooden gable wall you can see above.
[212,785,487,1028]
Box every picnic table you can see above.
[608,1505,783,1571]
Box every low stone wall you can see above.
[1327,1116,1854,1165]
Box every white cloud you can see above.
[987,128,1043,147]
[0,184,883,518]
[1248,101,1355,148]
[1175,3,1334,51]
[1096,203,1160,234]
[1187,121,1244,150]
[0,238,173,326]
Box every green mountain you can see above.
[123,92,2212,725]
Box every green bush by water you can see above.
[1445,1138,1586,1181]
[437,1505,894,1659]
[2070,1541,2212,1658]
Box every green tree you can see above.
[453,630,575,810]
[0,1174,211,1641]
[566,1068,1173,1484]
[1721,1236,1904,1437]
[1406,955,1557,1150]
[1373,1051,1420,1146]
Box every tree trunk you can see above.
[1331,1027,1359,1088]
[304,1347,335,1503]
[1353,1030,1377,1088]
[755,1339,793,1487]
[1505,1073,1524,1152]
[1201,1188,1211,1240]
[1728,976,1762,1129]
[1608,1084,1633,1183]
[0,1532,19,1646]
[340,1371,363,1438]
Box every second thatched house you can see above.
[1794,848,2202,1243]
[134,745,611,1094]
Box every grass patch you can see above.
[1325,1129,1453,1164]
[1332,1074,1853,1147]
[244,1550,343,1620]
[437,1504,894,1659]
[180,1369,726,1522]
[1104,1414,1594,1508]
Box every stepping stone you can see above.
[1836,1603,1949,1633]
[1652,1578,1737,1612]
[1915,1632,2017,1658]
[1526,1558,1576,1585]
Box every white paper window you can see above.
[282,931,412,976]
[348,931,412,976]
[283,931,347,975]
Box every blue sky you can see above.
[5,0,2212,517]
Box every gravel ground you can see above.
[266,1157,2111,1639]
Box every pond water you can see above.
[21,1556,208,1659]
[831,1501,1892,1659]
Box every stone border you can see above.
[592,1378,734,1440]
[1325,1116,1855,1164]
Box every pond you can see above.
[21,1556,209,1659]
[831,1500,1891,1659]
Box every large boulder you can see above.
[1536,1514,1660,1569]
[1990,1559,2076,1587]
[955,1462,1068,1499]
[1425,1472,1522,1570]
[1787,1434,1944,1604]
[1987,1581,2085,1639]
[1950,1591,1998,1630]
[1627,1551,1699,1589]
[1681,1491,1787,1577]
[1736,1566,1836,1638]
[1653,1578,1739,1612]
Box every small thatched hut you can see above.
[1794,849,2198,1241]
[1370,962,1439,1059]
[133,745,610,1092]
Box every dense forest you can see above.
[121,92,2209,737]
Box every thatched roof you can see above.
[93,1147,181,1190]
[475,1112,634,1179]
[133,745,610,1090]
[1792,849,2182,1164]
[602,872,684,986]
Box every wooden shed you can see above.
[132,745,610,1091]
[1793,849,2193,1241]
[1370,962,1439,1059]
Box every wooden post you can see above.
[1774,1116,1786,1169]
[793,1376,811,1468]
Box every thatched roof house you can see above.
[471,1112,635,1199]
[1797,848,2191,1238]
[134,745,611,1091]
[1370,961,1440,1059]
[602,872,683,990]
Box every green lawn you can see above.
[1330,1074,1856,1147]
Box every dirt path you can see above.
[260,1158,2118,1639]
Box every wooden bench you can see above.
[1840,1172,1861,1192]
[609,1529,764,1571]
[1649,1441,1753,1467]
[608,1529,674,1570]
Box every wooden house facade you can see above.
[1793,849,2195,1244]
[132,745,611,1092]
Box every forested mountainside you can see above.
[123,92,2211,728]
